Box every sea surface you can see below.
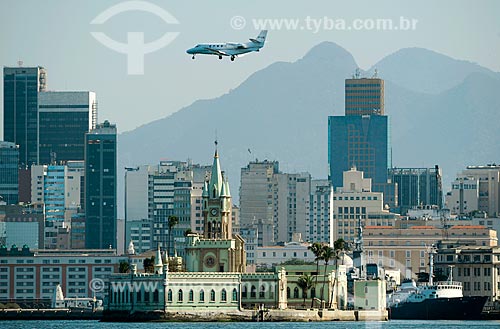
[0,320,499,329]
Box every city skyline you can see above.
[0,0,499,133]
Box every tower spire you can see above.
[208,140,223,198]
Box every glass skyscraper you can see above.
[328,76,395,208]
[38,91,97,164]
[3,66,46,167]
[85,120,117,249]
[0,141,19,204]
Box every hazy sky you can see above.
[1,0,499,134]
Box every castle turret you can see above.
[154,246,163,275]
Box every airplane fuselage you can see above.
[186,42,261,56]
[186,30,267,61]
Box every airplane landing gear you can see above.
[219,55,222,60]
[192,55,195,60]
[230,56,235,61]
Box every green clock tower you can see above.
[185,143,246,272]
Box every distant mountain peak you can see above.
[371,47,497,94]
[300,41,357,66]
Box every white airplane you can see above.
[186,30,268,61]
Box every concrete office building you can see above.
[364,225,497,279]
[239,160,280,227]
[0,205,44,249]
[0,247,126,301]
[345,75,384,116]
[3,66,47,167]
[445,176,480,216]
[38,91,97,164]
[124,162,208,255]
[0,142,19,204]
[85,121,117,249]
[435,245,500,311]
[332,168,399,243]
[390,166,443,215]
[445,165,500,217]
[306,180,333,245]
[274,172,310,244]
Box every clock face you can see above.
[210,208,219,216]
[205,256,215,268]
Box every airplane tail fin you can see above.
[249,30,268,44]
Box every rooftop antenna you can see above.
[355,68,361,79]
[17,60,23,67]
[372,68,378,78]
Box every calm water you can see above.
[0,321,499,329]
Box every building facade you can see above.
[124,162,209,255]
[239,160,280,227]
[345,76,384,116]
[185,148,246,273]
[0,142,19,204]
[3,66,47,167]
[0,247,125,301]
[85,121,117,249]
[329,76,395,209]
[364,225,498,279]
[390,166,443,215]
[435,245,500,311]
[332,168,399,243]
[446,165,500,217]
[38,91,97,164]
[306,180,333,244]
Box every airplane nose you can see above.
[186,48,194,54]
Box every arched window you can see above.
[221,289,227,302]
[259,285,265,298]
[167,289,172,302]
[199,290,205,302]
[250,285,256,298]
[242,285,248,298]
[153,289,159,303]
[286,287,290,299]
[293,287,299,299]
[210,289,216,302]
[232,288,238,301]
[189,290,194,302]
[178,289,183,302]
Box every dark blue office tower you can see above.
[328,115,391,188]
[328,76,396,208]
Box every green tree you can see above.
[308,242,324,308]
[297,274,314,307]
[143,256,155,273]
[167,215,179,256]
[320,245,335,308]
[119,261,130,273]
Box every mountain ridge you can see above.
[118,42,500,214]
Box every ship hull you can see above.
[389,296,488,320]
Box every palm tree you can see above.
[320,245,335,308]
[167,215,179,256]
[308,242,324,308]
[297,274,314,308]
[119,261,130,273]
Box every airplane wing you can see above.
[201,47,230,56]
